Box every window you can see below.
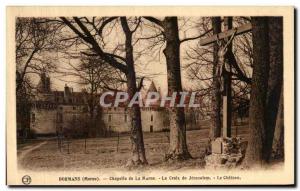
[108,115,112,122]
[124,114,127,122]
[31,113,35,123]
[150,125,153,132]
[73,106,76,110]
[151,115,153,122]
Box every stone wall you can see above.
[31,104,206,136]
[141,108,169,132]
[101,107,169,133]
[31,107,57,135]
[102,107,131,133]
[31,104,90,135]
[58,105,89,129]
[31,105,207,135]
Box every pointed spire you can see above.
[147,81,158,93]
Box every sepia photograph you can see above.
[6,6,294,185]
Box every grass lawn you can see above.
[18,126,249,171]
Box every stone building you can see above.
[101,81,170,133]
[30,73,89,136]
[30,74,206,137]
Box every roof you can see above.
[144,81,161,107]
[147,81,158,93]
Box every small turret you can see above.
[37,72,51,93]
[147,81,158,93]
[64,84,73,104]
[144,81,161,107]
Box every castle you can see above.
[29,73,207,137]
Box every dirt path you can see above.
[18,141,48,164]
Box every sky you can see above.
[33,17,204,95]
[28,16,252,97]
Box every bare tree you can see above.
[263,17,283,162]
[16,18,60,140]
[144,17,192,160]
[271,87,284,160]
[244,17,270,166]
[16,18,59,92]
[184,17,252,137]
[65,54,125,116]
[60,16,148,165]
[244,17,283,166]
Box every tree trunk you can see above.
[61,17,147,164]
[272,88,284,159]
[210,17,222,140]
[126,71,147,165]
[263,17,283,162]
[271,87,284,160]
[244,17,270,166]
[121,17,147,165]
[163,17,191,160]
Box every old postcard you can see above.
[6,6,294,185]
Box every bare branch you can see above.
[143,17,164,27]
[180,28,213,44]
[60,17,128,73]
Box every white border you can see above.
[1,0,298,190]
